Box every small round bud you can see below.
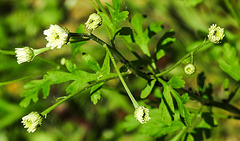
[15,47,35,64]
[85,13,102,30]
[43,24,69,49]
[208,24,225,44]
[21,111,42,133]
[134,106,151,124]
[184,64,196,75]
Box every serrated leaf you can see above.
[140,79,156,98]
[180,93,189,104]
[155,29,175,60]
[91,91,101,105]
[131,13,151,57]
[99,52,110,76]
[44,71,76,84]
[149,21,163,34]
[20,90,38,108]
[171,89,191,126]
[218,43,240,81]
[160,80,175,113]
[167,75,185,89]
[106,0,129,32]
[65,59,77,73]
[82,53,101,72]
[66,70,98,94]
[20,79,50,107]
[159,98,173,125]
[139,109,184,137]
[90,83,103,107]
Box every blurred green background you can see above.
[0,0,240,140]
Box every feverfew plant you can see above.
[1,0,240,140]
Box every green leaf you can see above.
[20,79,50,108]
[66,70,98,94]
[106,0,129,31]
[131,13,151,56]
[155,29,175,60]
[82,53,101,72]
[223,78,230,96]
[139,109,184,137]
[99,52,110,76]
[121,114,140,132]
[65,59,77,73]
[161,80,175,113]
[98,12,115,36]
[180,93,189,104]
[159,98,173,125]
[140,79,156,98]
[171,89,191,126]
[91,91,101,105]
[44,71,76,84]
[218,43,240,81]
[167,75,185,89]
[90,82,104,105]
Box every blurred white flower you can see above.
[134,106,150,124]
[43,24,69,49]
[85,13,102,30]
[15,47,34,64]
[22,111,42,133]
[184,64,196,75]
[208,24,224,44]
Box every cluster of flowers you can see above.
[19,13,151,133]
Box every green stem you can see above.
[34,47,52,56]
[95,0,107,15]
[89,0,100,13]
[0,50,15,55]
[70,33,151,80]
[224,0,240,27]
[103,44,139,109]
[40,71,131,116]
[156,40,212,77]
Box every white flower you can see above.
[184,64,196,75]
[43,24,69,49]
[15,47,34,64]
[85,13,102,30]
[134,106,150,124]
[22,112,42,133]
[208,24,225,44]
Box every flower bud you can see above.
[21,112,42,133]
[15,47,35,64]
[208,24,224,44]
[184,64,196,75]
[85,13,102,30]
[134,106,150,124]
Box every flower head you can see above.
[21,111,42,133]
[134,106,150,124]
[85,13,102,30]
[184,64,196,75]
[208,24,225,44]
[43,24,69,49]
[15,47,35,64]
